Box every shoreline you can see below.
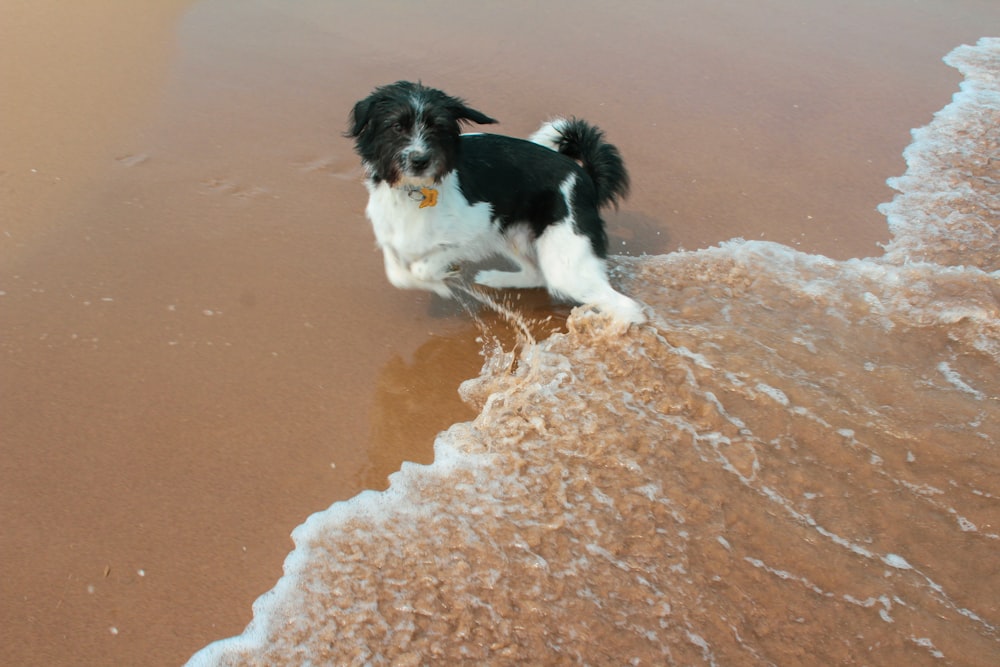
[2,1,997,664]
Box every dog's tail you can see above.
[529,117,630,209]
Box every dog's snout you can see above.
[408,152,431,171]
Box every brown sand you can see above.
[1,1,996,665]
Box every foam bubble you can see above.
[883,554,913,570]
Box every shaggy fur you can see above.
[347,81,645,325]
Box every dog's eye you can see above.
[391,122,405,134]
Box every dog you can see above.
[346,81,645,326]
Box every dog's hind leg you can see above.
[476,267,546,289]
[535,223,646,326]
[474,226,546,289]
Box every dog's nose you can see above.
[408,152,431,171]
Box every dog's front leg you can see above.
[382,247,422,290]
[382,246,455,298]
[409,245,462,297]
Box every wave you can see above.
[188,38,999,666]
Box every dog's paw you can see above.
[603,295,648,328]
[411,258,462,283]
[474,269,506,288]
[475,269,545,290]
[409,258,438,282]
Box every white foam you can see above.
[879,37,1000,271]
[910,636,946,660]
[883,553,912,570]
[937,361,986,399]
[754,382,789,406]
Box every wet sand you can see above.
[1,1,997,665]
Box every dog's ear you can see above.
[449,102,498,127]
[346,96,375,138]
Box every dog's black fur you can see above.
[346,81,644,325]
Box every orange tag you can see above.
[418,187,438,208]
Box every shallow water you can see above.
[188,38,999,667]
[4,1,999,665]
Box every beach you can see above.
[2,1,998,665]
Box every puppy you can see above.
[346,81,645,325]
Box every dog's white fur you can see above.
[364,120,646,326]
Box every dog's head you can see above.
[346,81,497,186]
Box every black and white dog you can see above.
[347,81,645,326]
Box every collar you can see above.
[400,184,439,208]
